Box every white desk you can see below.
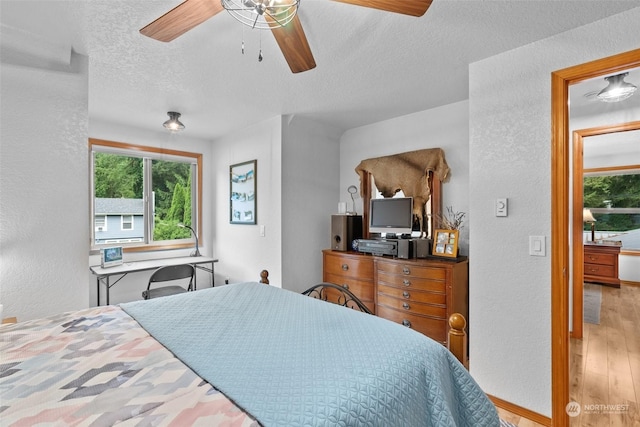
[90,256,218,306]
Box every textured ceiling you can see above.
[2,0,640,140]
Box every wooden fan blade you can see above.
[140,0,224,42]
[267,14,316,74]
[331,0,432,17]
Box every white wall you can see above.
[281,115,341,292]
[340,101,470,254]
[210,115,341,290]
[212,116,283,287]
[0,53,89,321]
[468,7,640,417]
[87,119,215,305]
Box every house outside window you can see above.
[90,139,202,252]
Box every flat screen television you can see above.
[369,197,413,237]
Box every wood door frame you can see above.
[571,122,640,340]
[551,49,640,426]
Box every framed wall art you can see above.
[230,160,256,224]
[432,229,459,258]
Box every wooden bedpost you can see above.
[260,270,269,284]
[448,313,468,368]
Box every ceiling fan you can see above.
[140,0,433,73]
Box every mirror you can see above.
[361,171,442,240]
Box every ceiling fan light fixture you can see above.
[221,0,300,30]
[163,111,185,132]
[596,72,637,103]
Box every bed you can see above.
[1,281,498,426]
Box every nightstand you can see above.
[584,243,620,288]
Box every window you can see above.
[121,215,133,230]
[95,215,106,232]
[90,139,202,251]
[584,166,640,251]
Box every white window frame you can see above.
[121,215,134,231]
[584,165,640,252]
[95,215,107,232]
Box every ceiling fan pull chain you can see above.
[258,31,263,62]
[241,26,245,54]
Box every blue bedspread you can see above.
[121,282,498,426]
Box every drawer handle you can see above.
[341,264,349,271]
[589,256,598,261]
[402,267,410,275]
[402,302,410,310]
[402,291,410,299]
[589,267,599,273]
[402,319,412,328]
[403,279,410,286]
[341,284,349,290]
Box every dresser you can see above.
[322,250,468,345]
[322,250,375,313]
[584,243,620,288]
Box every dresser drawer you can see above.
[377,283,446,306]
[376,270,446,293]
[377,294,446,319]
[323,253,373,279]
[584,263,615,278]
[323,273,374,301]
[584,252,616,266]
[376,261,447,280]
[377,306,447,343]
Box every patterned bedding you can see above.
[1,283,498,426]
[0,305,258,426]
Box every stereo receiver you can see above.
[355,239,398,256]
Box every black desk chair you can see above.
[142,264,195,300]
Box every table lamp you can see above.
[583,208,596,242]
[178,223,201,256]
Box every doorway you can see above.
[571,122,640,340]
[551,49,640,426]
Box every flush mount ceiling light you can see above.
[163,112,185,132]
[597,72,638,103]
[221,0,300,30]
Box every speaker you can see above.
[415,238,431,258]
[331,215,362,251]
[397,239,414,259]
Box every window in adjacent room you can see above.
[584,166,640,251]
[90,139,202,252]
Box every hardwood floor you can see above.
[570,283,640,426]
[497,407,547,426]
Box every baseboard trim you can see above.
[489,394,552,426]
[621,279,640,287]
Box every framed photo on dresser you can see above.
[230,160,256,224]
[433,229,459,258]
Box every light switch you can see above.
[529,235,545,256]
[496,198,508,217]
[260,225,265,237]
